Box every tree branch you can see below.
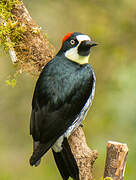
[11,0,55,74]
[69,126,98,180]
[104,141,128,180]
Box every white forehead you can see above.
[76,34,91,42]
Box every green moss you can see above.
[32,27,42,34]
[0,0,26,51]
[5,78,16,88]
[5,72,18,87]
[93,177,113,180]
[102,177,113,180]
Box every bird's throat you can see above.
[69,56,89,64]
[65,47,89,64]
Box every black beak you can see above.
[78,40,98,56]
[87,40,98,47]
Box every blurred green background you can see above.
[0,0,136,179]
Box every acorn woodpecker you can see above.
[29,32,97,180]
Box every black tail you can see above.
[30,140,54,166]
[52,138,79,180]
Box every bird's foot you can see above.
[80,123,84,127]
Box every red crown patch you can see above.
[62,32,74,44]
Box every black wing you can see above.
[30,59,95,145]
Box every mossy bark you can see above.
[0,0,55,75]
[11,1,55,74]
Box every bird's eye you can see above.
[70,39,75,45]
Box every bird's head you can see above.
[58,32,98,64]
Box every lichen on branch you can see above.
[0,0,55,75]
[0,0,24,51]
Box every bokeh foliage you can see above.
[0,0,136,179]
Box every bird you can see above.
[29,32,97,180]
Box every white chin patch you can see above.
[65,47,89,64]
[65,34,91,64]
